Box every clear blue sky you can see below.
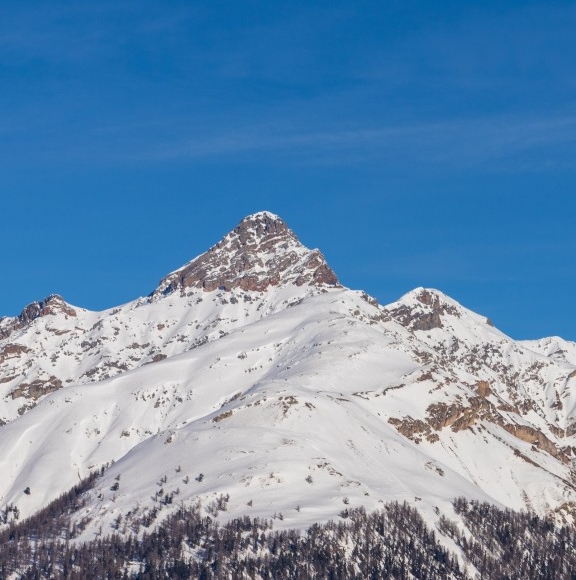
[2,0,576,340]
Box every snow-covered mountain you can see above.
[1,211,575,542]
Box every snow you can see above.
[521,336,576,366]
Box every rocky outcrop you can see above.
[502,423,570,464]
[0,295,76,339]
[10,376,63,400]
[387,289,460,331]
[0,344,31,363]
[153,212,340,296]
[387,416,436,444]
[426,398,494,432]
[476,380,492,397]
[389,394,571,465]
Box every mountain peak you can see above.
[154,212,340,296]
[243,210,282,222]
[231,211,297,247]
[387,287,493,332]
[0,294,77,339]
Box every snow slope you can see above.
[521,336,576,366]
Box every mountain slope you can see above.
[0,212,339,423]
[1,211,575,544]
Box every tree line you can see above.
[1,472,575,579]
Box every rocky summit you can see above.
[153,211,340,295]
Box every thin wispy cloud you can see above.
[127,113,576,170]
[2,1,576,175]
[0,2,195,64]
[4,111,576,172]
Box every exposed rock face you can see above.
[10,376,62,401]
[153,212,340,296]
[387,288,460,331]
[389,396,571,464]
[0,295,76,339]
[502,423,569,464]
[476,380,492,397]
[0,344,31,363]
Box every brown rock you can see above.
[10,376,63,400]
[0,295,76,339]
[388,417,431,443]
[388,289,460,332]
[502,423,570,465]
[476,380,492,397]
[153,212,340,296]
[0,343,31,363]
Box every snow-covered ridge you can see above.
[521,336,576,366]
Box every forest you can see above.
[1,472,575,579]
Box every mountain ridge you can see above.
[1,211,576,546]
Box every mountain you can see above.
[1,210,575,549]
[0,212,339,422]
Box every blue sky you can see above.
[1,0,576,340]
